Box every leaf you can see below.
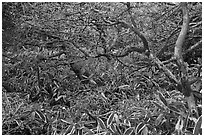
[158,92,168,106]
[155,113,164,126]
[118,85,130,89]
[141,126,148,135]
[64,124,75,135]
[97,117,106,130]
[82,127,92,133]
[83,127,95,135]
[184,130,193,135]
[108,123,119,135]
[123,127,134,135]
[175,116,184,135]
[143,114,150,122]
[105,132,111,135]
[100,92,108,100]
[55,95,66,101]
[35,110,47,123]
[168,105,180,113]
[170,90,182,97]
[107,111,115,127]
[114,113,120,125]
[124,119,131,127]
[193,115,202,135]
[153,101,165,111]
[135,122,145,134]
[60,119,72,124]
[114,123,122,134]
[31,111,35,121]
[151,66,157,73]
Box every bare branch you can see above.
[174,3,189,62]
[173,3,198,116]
[119,21,149,56]
[68,41,91,57]
[162,57,177,64]
[149,53,180,84]
[114,47,145,57]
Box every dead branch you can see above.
[118,21,150,56]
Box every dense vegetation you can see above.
[2,2,202,135]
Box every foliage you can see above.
[2,2,202,135]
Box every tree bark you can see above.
[174,3,197,116]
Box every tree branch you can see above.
[114,47,145,57]
[174,3,189,63]
[156,27,180,58]
[68,41,91,58]
[173,3,198,116]
[118,21,150,56]
[149,53,180,84]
